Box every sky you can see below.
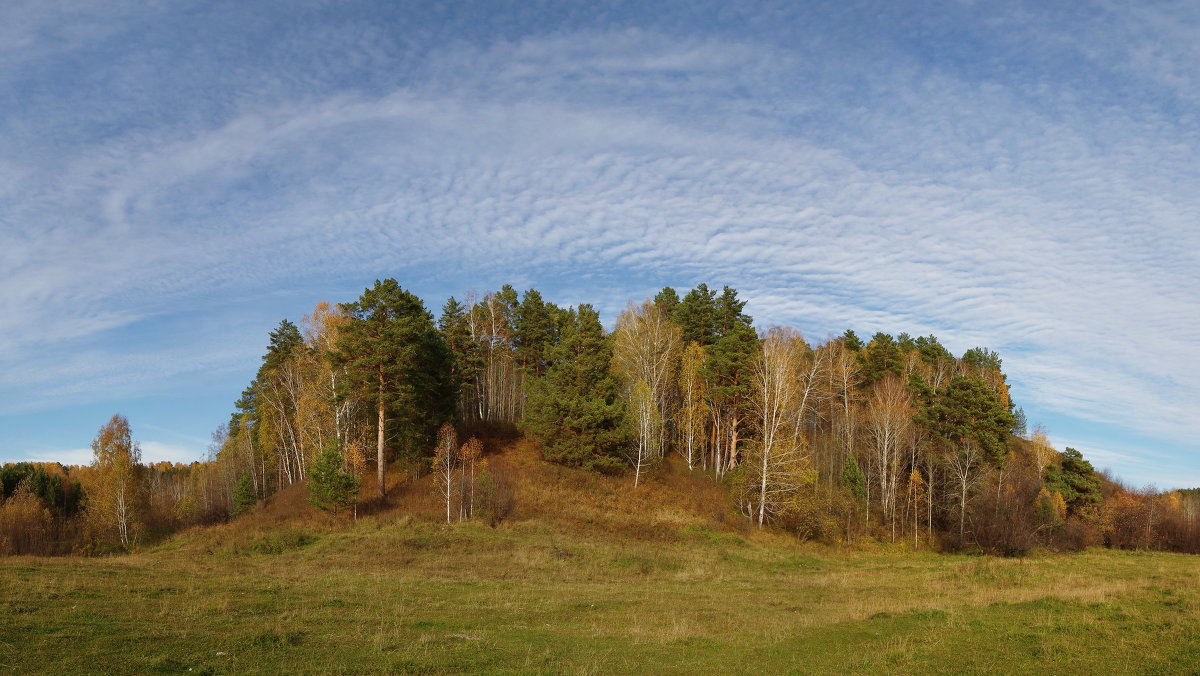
[1,0,1197,487]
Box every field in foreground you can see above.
[3,517,1199,675]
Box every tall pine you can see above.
[335,279,452,500]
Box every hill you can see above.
[4,439,1200,674]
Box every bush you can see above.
[477,458,515,527]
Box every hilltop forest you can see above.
[3,279,1198,556]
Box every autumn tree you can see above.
[459,436,483,519]
[747,327,814,526]
[677,342,708,470]
[336,279,453,500]
[611,299,682,472]
[87,414,143,549]
[863,374,913,534]
[432,424,459,523]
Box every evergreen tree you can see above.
[523,305,627,473]
[841,453,866,500]
[841,329,864,352]
[859,332,903,386]
[674,283,719,346]
[653,286,680,318]
[307,444,362,515]
[1012,406,1028,438]
[262,319,304,374]
[918,376,1014,467]
[514,288,558,377]
[705,286,757,473]
[233,473,256,516]
[1044,447,1102,516]
[438,296,483,409]
[335,279,453,499]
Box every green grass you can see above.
[3,518,1200,674]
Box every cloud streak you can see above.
[1,1,1196,486]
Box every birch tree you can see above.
[87,414,143,548]
[748,327,814,526]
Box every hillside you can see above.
[5,440,1200,674]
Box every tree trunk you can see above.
[377,372,387,500]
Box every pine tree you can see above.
[439,296,483,416]
[523,305,627,473]
[233,473,255,516]
[307,443,361,516]
[335,279,453,500]
[674,283,718,346]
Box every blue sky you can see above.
[1,1,1197,487]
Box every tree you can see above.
[674,284,718,346]
[1044,447,1101,517]
[705,287,756,474]
[523,305,627,473]
[439,296,484,421]
[514,288,559,378]
[611,299,682,468]
[625,380,660,487]
[335,279,453,500]
[233,473,256,516]
[459,436,483,519]
[1011,407,1028,438]
[87,414,143,549]
[748,327,814,526]
[432,424,458,523]
[859,332,903,386]
[918,376,1014,541]
[653,286,680,318]
[307,443,362,516]
[677,342,708,470]
[863,374,913,535]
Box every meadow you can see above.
[4,518,1200,674]
[4,444,1199,674]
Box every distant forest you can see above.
[4,279,1199,556]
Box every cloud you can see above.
[1,2,1197,481]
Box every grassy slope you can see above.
[3,441,1199,675]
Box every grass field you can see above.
[3,517,1200,675]
[4,444,1199,674]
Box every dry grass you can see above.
[3,441,1199,674]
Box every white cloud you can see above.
[1,4,1197,481]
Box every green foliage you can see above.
[336,278,454,461]
[233,474,256,516]
[674,283,719,346]
[262,319,304,374]
[961,347,1002,372]
[841,454,866,501]
[917,376,1015,467]
[1012,407,1028,438]
[0,463,67,514]
[705,316,757,415]
[307,444,362,515]
[514,288,559,377]
[860,332,903,386]
[653,286,680,318]
[523,304,627,473]
[841,329,864,352]
[1044,447,1102,516]
[438,296,483,402]
[913,334,952,363]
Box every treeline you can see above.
[4,279,1200,556]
